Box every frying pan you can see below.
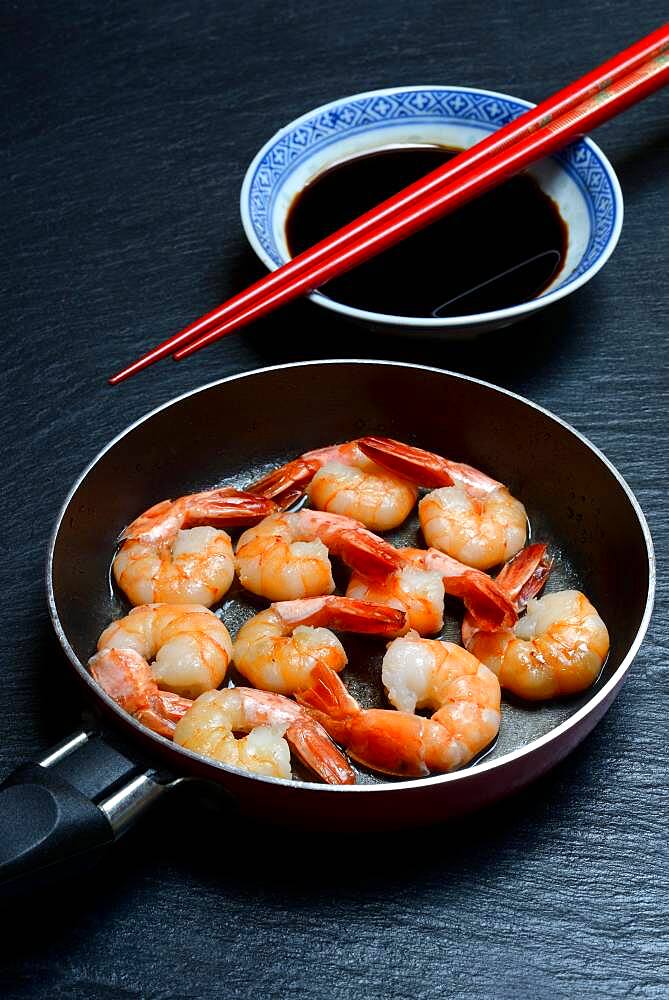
[0,361,654,891]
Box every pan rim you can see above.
[46,359,655,794]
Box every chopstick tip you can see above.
[108,364,137,385]
[173,339,201,361]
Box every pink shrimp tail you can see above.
[461,544,552,647]
[249,441,364,505]
[339,529,402,576]
[89,648,188,738]
[297,509,401,576]
[156,690,193,722]
[121,488,277,542]
[470,575,518,629]
[247,457,321,504]
[301,443,352,464]
[421,548,516,629]
[296,663,360,721]
[133,708,179,737]
[496,543,552,608]
[90,648,155,714]
[273,595,406,635]
[285,720,355,785]
[358,436,455,488]
[358,436,505,495]
[121,500,181,543]
[181,487,278,527]
[452,572,517,630]
[297,665,431,777]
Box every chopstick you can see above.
[109,25,669,383]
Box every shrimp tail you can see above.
[337,528,402,577]
[134,707,179,738]
[298,509,401,576]
[247,458,321,504]
[121,489,278,543]
[248,442,359,505]
[301,443,351,464]
[296,663,360,721]
[285,719,355,785]
[156,690,193,722]
[496,543,552,608]
[182,488,278,527]
[421,548,516,629]
[358,436,504,494]
[297,665,431,778]
[89,648,155,714]
[120,499,182,543]
[272,595,406,635]
[90,648,189,738]
[454,573,517,631]
[296,666,362,770]
[357,436,455,488]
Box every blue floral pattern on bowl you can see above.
[242,86,622,332]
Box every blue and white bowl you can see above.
[241,86,623,337]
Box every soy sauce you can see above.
[285,145,568,317]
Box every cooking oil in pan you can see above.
[104,473,604,786]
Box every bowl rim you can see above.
[240,84,624,328]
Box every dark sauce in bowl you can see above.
[285,145,568,318]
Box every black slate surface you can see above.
[1,1,667,997]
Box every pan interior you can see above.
[50,363,650,786]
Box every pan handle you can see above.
[0,730,171,893]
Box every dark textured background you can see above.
[1,1,667,997]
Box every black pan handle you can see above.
[0,730,170,893]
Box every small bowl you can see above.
[241,85,623,338]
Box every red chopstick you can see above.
[174,54,668,359]
[109,25,669,383]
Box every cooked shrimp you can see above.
[235,509,398,601]
[346,553,445,636]
[250,441,418,531]
[420,486,526,571]
[297,656,500,778]
[90,647,192,738]
[346,545,516,636]
[96,603,233,699]
[113,487,277,607]
[174,687,355,784]
[462,544,608,699]
[233,595,406,694]
[464,590,609,700]
[358,437,527,570]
